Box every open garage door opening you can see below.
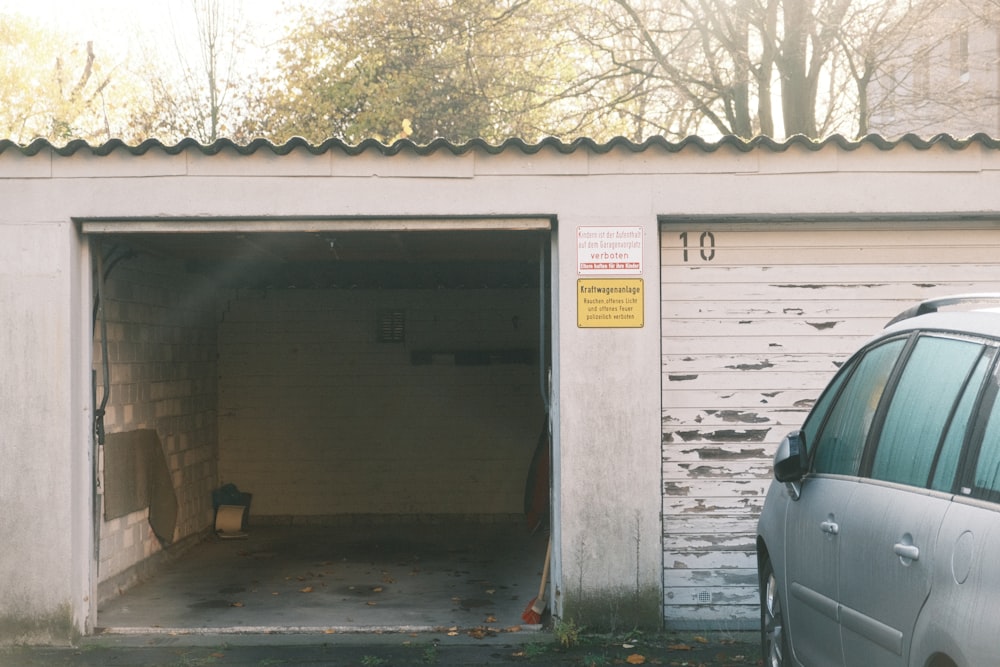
[84,219,554,634]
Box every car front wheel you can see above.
[761,556,789,667]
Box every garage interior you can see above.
[87,221,553,633]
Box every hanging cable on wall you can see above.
[91,241,136,446]
[93,240,109,446]
[90,239,136,567]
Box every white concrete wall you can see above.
[3,139,1000,640]
[0,164,90,640]
[553,215,663,627]
[217,287,543,518]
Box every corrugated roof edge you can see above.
[1,132,999,157]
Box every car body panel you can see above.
[838,482,949,666]
[781,475,853,667]
[910,499,1000,667]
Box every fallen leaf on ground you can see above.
[667,643,692,651]
[299,586,313,593]
[694,636,709,644]
[366,601,377,606]
[626,654,646,664]
[485,615,497,623]
[467,626,497,639]
[503,626,522,633]
[229,601,243,607]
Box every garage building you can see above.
[3,134,1000,642]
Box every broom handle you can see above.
[536,539,552,600]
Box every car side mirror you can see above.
[774,430,807,500]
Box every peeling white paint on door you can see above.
[659,220,1000,626]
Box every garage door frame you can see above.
[81,214,560,628]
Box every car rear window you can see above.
[871,336,987,488]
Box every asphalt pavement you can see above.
[0,629,761,666]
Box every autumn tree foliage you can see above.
[127,0,260,144]
[248,0,966,143]
[1,0,997,145]
[0,15,131,144]
[246,0,578,144]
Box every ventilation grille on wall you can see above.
[377,310,405,343]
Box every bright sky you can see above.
[0,0,290,39]
[0,1,328,75]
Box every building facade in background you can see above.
[869,0,1000,137]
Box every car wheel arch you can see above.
[923,654,958,667]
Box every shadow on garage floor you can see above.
[98,521,551,635]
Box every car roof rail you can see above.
[886,293,1000,328]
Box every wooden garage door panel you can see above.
[658,222,1000,626]
[663,264,1000,286]
[660,225,1000,436]
[666,244,1000,265]
[661,317,888,337]
[662,225,1000,252]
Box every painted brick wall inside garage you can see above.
[94,253,219,587]
[217,288,544,520]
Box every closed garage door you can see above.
[658,219,1000,628]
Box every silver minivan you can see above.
[757,295,1000,667]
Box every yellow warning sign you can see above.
[577,279,644,328]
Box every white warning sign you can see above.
[577,226,643,275]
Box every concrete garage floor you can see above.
[98,522,550,635]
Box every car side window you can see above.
[801,365,849,458]
[931,351,992,492]
[812,338,906,476]
[870,336,987,488]
[971,367,1000,498]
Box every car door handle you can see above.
[820,520,839,535]
[893,543,920,561]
